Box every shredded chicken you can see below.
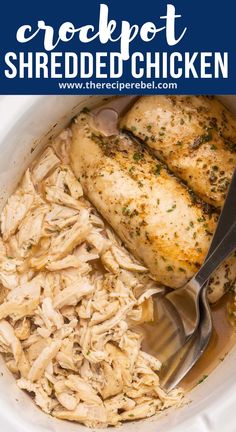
[0,130,183,428]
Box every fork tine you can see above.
[160,289,212,391]
[141,295,186,361]
[160,171,236,389]
[155,327,182,351]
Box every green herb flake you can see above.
[197,217,206,222]
[129,166,135,174]
[179,267,186,273]
[122,206,131,216]
[133,152,143,162]
[219,352,228,362]
[80,106,90,114]
[167,265,174,271]
[167,204,176,212]
[197,374,208,385]
[154,164,162,176]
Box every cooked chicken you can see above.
[0,170,37,241]
[45,186,83,210]
[45,204,80,233]
[7,101,236,427]
[53,278,93,309]
[45,255,84,271]
[0,274,42,320]
[53,403,108,427]
[16,205,48,256]
[30,209,91,270]
[17,378,54,413]
[31,147,60,184]
[0,257,20,289]
[70,113,217,289]
[45,165,83,199]
[121,95,236,209]
[66,374,102,405]
[55,390,77,411]
[14,318,31,340]
[28,340,61,381]
[0,319,29,376]
[207,253,236,303]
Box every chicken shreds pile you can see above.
[0,130,183,428]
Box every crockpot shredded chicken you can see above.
[71,112,236,303]
[0,131,183,428]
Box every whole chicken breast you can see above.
[70,114,216,289]
[121,96,236,209]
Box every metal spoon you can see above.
[159,168,236,390]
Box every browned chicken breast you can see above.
[70,113,217,289]
[121,96,236,209]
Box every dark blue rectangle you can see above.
[0,0,235,94]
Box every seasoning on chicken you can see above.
[70,113,217,289]
[121,95,236,209]
[0,141,182,427]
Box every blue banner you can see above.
[0,0,235,94]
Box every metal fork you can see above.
[142,217,236,362]
[90,97,236,389]
[163,224,236,341]
[159,168,236,390]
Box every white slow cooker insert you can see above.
[0,95,236,432]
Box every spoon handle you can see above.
[208,168,236,253]
[201,168,236,295]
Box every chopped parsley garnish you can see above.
[80,106,90,114]
[122,206,131,216]
[179,267,186,272]
[133,152,143,162]
[167,265,174,271]
[167,204,176,212]
[197,374,208,385]
[129,166,135,174]
[154,164,162,176]
[197,217,206,222]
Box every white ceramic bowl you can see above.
[0,95,236,432]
